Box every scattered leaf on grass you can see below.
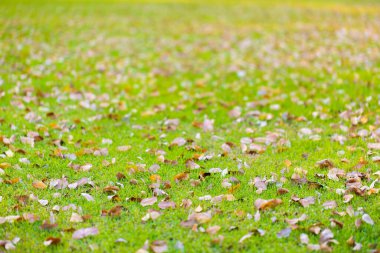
[72,227,99,239]
[316,159,334,169]
[362,214,374,225]
[294,196,315,207]
[44,237,61,246]
[141,197,157,207]
[277,227,292,238]
[150,240,168,253]
[319,229,334,244]
[300,233,309,244]
[103,186,120,193]
[322,200,337,209]
[206,225,221,235]
[254,198,282,210]
[81,193,94,202]
[70,213,83,223]
[158,201,176,209]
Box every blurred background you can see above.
[1,0,379,97]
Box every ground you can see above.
[0,0,379,252]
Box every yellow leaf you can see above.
[33,180,47,189]
[228,183,240,193]
[284,159,292,167]
[0,162,11,169]
[150,174,161,182]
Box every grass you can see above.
[0,0,380,252]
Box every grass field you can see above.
[0,0,380,252]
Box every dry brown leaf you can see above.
[44,237,61,246]
[277,188,289,195]
[254,198,283,210]
[316,159,334,169]
[110,205,123,216]
[174,172,189,182]
[103,185,120,193]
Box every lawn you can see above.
[0,0,379,252]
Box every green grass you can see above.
[0,0,380,252]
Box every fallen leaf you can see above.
[22,213,40,223]
[174,172,189,182]
[0,163,11,169]
[186,211,212,224]
[117,145,131,152]
[170,137,186,147]
[277,188,289,195]
[316,159,334,169]
[40,221,58,230]
[32,181,47,189]
[44,237,61,246]
[5,178,20,184]
[239,233,252,243]
[150,240,168,253]
[116,172,126,180]
[206,225,221,235]
[81,193,94,202]
[319,229,334,244]
[285,214,307,225]
[38,199,49,206]
[103,185,120,193]
[322,200,337,209]
[300,233,309,244]
[330,219,343,228]
[254,198,282,210]
[368,143,380,150]
[141,197,157,207]
[70,213,83,223]
[343,194,353,203]
[158,201,176,209]
[362,214,374,225]
[106,206,123,217]
[277,227,291,238]
[297,196,315,207]
[72,227,99,239]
